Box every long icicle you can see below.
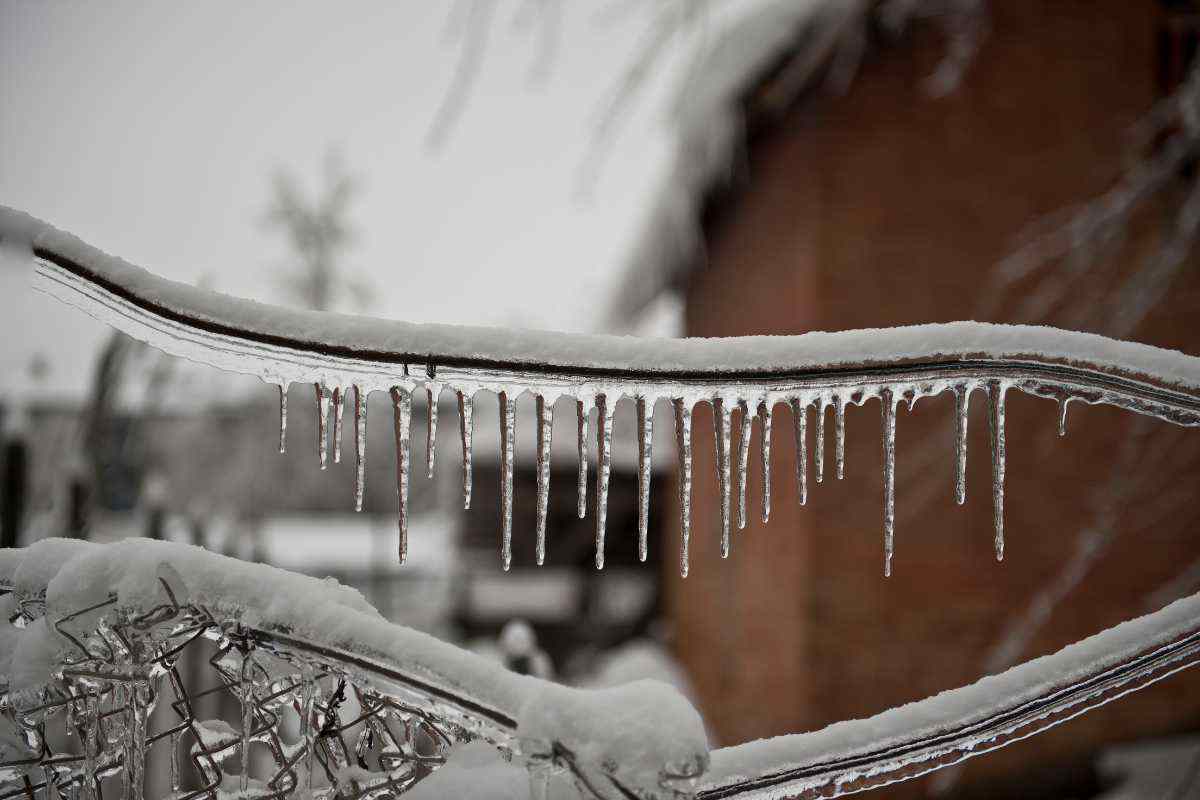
[278,383,289,454]
[353,385,367,512]
[535,395,553,566]
[674,398,693,578]
[1057,396,1069,436]
[758,401,773,523]
[882,388,897,577]
[791,397,808,506]
[714,397,732,558]
[316,383,330,469]
[988,380,1008,561]
[954,384,970,505]
[834,394,846,480]
[391,387,412,564]
[458,391,473,509]
[426,386,438,479]
[332,387,344,464]
[576,398,589,519]
[595,393,614,569]
[815,397,826,483]
[736,399,752,531]
[499,391,517,571]
[636,396,653,562]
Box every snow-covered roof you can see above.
[610,0,832,326]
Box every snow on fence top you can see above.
[0,538,708,798]
[5,203,1200,580]
[3,537,1199,799]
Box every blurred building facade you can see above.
[639,1,1200,797]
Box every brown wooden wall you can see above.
[665,2,1200,797]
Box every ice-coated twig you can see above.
[13,206,1200,576]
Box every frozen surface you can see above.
[2,538,709,793]
[697,590,1200,796]
[6,206,1200,386]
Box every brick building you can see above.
[621,2,1200,797]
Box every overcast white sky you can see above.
[1,1,768,399]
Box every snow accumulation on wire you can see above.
[3,538,1199,799]
[4,204,1200,579]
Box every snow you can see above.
[694,589,1200,798]
[6,205,1200,390]
[2,537,710,794]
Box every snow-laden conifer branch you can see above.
[5,205,1200,577]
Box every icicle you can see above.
[713,397,732,558]
[169,729,180,792]
[758,401,772,523]
[82,693,99,800]
[499,391,516,571]
[988,380,1007,562]
[535,395,553,566]
[332,387,344,464]
[674,399,693,578]
[240,654,253,793]
[1057,396,1069,436]
[815,397,826,483]
[125,682,148,800]
[791,397,808,506]
[391,387,412,564]
[302,665,316,790]
[576,399,589,519]
[354,385,367,512]
[595,393,614,569]
[426,386,439,478]
[954,384,970,505]
[316,383,330,469]
[736,399,751,531]
[834,394,846,480]
[458,391,474,509]
[636,396,653,562]
[881,389,897,578]
[278,384,288,454]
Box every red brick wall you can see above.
[666,2,1200,796]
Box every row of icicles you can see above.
[277,379,1063,577]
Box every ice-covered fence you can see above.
[0,539,707,799]
[3,539,1200,800]
[4,205,1200,578]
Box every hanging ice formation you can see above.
[13,205,1200,577]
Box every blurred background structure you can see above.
[3,1,1200,798]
